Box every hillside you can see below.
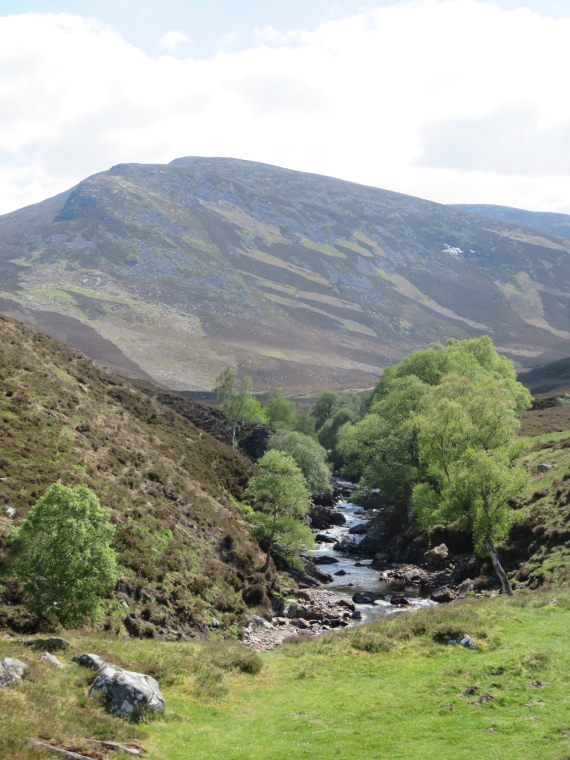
[0,315,267,636]
[518,355,570,395]
[2,158,570,392]
[451,204,570,240]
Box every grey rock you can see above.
[315,533,337,544]
[537,463,553,473]
[390,595,410,606]
[40,652,64,668]
[430,586,456,604]
[21,637,70,652]
[90,663,165,716]
[370,552,390,569]
[210,617,221,628]
[313,555,340,565]
[334,569,348,576]
[424,544,449,567]
[351,610,363,620]
[444,633,476,650]
[72,653,106,670]
[5,507,16,519]
[0,657,28,686]
[337,598,356,611]
[348,523,369,535]
[352,591,385,605]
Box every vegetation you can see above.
[339,337,532,593]
[3,592,570,759]
[0,316,262,636]
[215,367,266,449]
[264,387,297,430]
[7,483,117,626]
[243,450,314,571]
[267,430,332,498]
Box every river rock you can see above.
[370,552,390,569]
[348,523,369,535]
[334,569,348,576]
[351,610,363,620]
[337,597,356,611]
[332,479,357,498]
[0,657,28,686]
[390,595,410,606]
[333,538,358,553]
[424,544,449,567]
[310,507,347,530]
[40,652,64,668]
[352,591,386,605]
[313,555,340,565]
[430,586,456,604]
[90,662,165,716]
[315,533,337,543]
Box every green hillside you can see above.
[0,315,267,636]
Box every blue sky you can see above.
[1,1,570,214]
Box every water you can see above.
[312,501,436,623]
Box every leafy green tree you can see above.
[215,367,266,449]
[374,336,531,412]
[268,430,332,498]
[338,376,429,524]
[311,390,340,431]
[8,483,117,626]
[412,375,528,595]
[294,406,318,439]
[243,450,314,571]
[264,387,297,430]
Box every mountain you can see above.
[0,315,266,636]
[519,355,570,396]
[451,204,570,241]
[2,157,570,392]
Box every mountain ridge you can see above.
[2,157,570,391]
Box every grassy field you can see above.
[3,592,570,760]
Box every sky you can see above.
[1,0,570,215]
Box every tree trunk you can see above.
[485,537,514,596]
[231,421,237,450]
[406,486,414,526]
[261,540,273,573]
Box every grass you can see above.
[3,593,570,759]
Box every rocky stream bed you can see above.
[242,480,481,651]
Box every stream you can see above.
[312,500,436,624]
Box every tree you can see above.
[264,387,297,430]
[338,375,429,524]
[268,430,332,498]
[412,375,528,595]
[8,483,117,626]
[215,367,266,449]
[243,450,314,571]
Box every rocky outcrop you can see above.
[0,657,27,686]
[424,544,449,567]
[74,654,165,717]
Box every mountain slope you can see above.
[451,203,570,240]
[2,158,570,392]
[0,315,264,635]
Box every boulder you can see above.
[430,586,456,604]
[337,598,356,612]
[73,653,107,670]
[21,637,70,652]
[404,569,423,584]
[333,538,358,553]
[315,533,337,544]
[301,561,334,584]
[537,463,553,473]
[390,595,410,606]
[313,555,340,565]
[370,552,390,569]
[348,523,369,535]
[0,657,28,686]
[334,569,348,576]
[89,663,165,716]
[40,652,63,668]
[332,479,357,498]
[443,633,476,650]
[352,591,385,605]
[351,610,363,620]
[5,506,16,519]
[424,544,449,567]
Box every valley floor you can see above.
[3,592,570,760]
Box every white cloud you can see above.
[1,3,570,215]
[158,30,188,49]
